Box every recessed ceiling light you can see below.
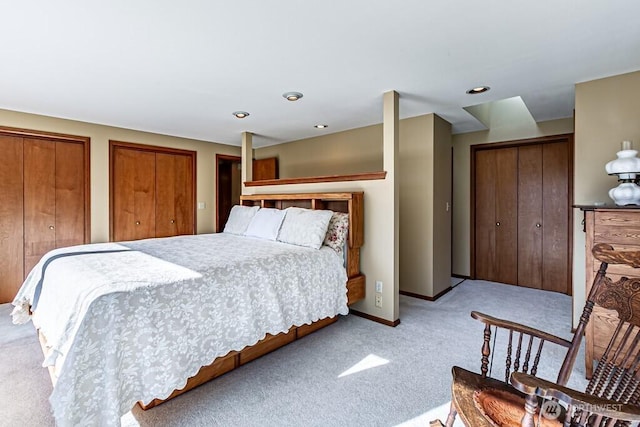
[314,124,328,129]
[232,111,250,118]
[283,91,303,101]
[466,86,490,94]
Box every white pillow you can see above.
[244,208,287,241]
[277,207,333,249]
[223,205,260,235]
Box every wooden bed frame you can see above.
[38,192,365,410]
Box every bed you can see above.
[10,192,365,427]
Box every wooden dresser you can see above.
[582,207,640,377]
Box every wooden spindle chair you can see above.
[512,243,640,426]
[440,243,640,427]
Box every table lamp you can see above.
[605,140,640,206]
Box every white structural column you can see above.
[241,131,253,195]
[383,90,400,320]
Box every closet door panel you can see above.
[0,136,24,303]
[113,148,156,241]
[474,150,497,281]
[494,147,518,285]
[517,145,543,289]
[542,141,570,293]
[55,141,86,248]
[156,153,194,237]
[23,138,56,275]
[155,153,177,238]
[113,147,136,241]
[173,153,194,236]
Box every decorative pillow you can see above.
[223,205,260,235]
[277,207,334,249]
[323,211,349,254]
[244,207,287,241]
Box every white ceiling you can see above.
[1,1,639,148]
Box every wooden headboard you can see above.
[240,192,365,305]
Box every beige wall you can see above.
[433,116,453,295]
[255,124,383,178]
[398,114,452,297]
[572,70,640,325]
[451,118,575,276]
[0,108,240,242]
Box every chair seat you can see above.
[451,366,562,427]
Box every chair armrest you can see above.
[471,311,572,348]
[511,372,640,421]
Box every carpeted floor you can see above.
[0,280,586,426]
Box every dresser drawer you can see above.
[594,211,640,245]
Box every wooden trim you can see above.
[244,171,386,187]
[471,133,574,152]
[240,191,363,203]
[0,125,90,144]
[567,133,575,296]
[452,273,470,279]
[0,126,91,244]
[83,139,91,243]
[109,139,198,156]
[215,154,241,232]
[470,145,477,280]
[349,309,400,327]
[400,286,453,301]
[109,140,197,240]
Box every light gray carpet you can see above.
[0,280,586,426]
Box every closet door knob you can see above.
[135,221,141,225]
[170,219,175,224]
[496,222,500,226]
[49,225,55,230]
[536,223,542,228]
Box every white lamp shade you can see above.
[605,149,640,179]
[609,182,640,206]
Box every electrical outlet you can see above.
[375,280,383,293]
[375,294,382,308]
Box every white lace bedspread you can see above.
[11,233,348,427]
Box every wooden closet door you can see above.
[475,148,518,284]
[542,141,570,293]
[23,138,56,275]
[155,153,194,238]
[494,148,518,285]
[517,144,543,289]
[23,139,87,275]
[155,153,176,238]
[55,141,86,248]
[475,150,497,281]
[112,147,156,241]
[0,136,24,303]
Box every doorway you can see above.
[216,154,241,232]
[471,134,573,294]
